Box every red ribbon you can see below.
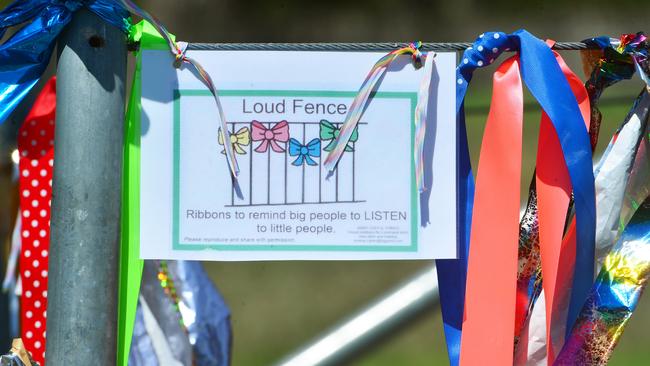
[17,76,56,365]
[536,48,590,363]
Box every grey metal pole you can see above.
[45,9,126,365]
[274,265,440,366]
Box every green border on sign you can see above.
[172,89,418,252]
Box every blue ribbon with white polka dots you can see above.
[436,30,596,365]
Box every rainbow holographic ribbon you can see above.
[322,41,435,193]
[556,196,650,365]
[117,0,241,197]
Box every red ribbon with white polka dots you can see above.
[17,77,56,364]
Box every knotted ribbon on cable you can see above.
[437,30,596,366]
[116,0,243,196]
[322,41,435,195]
[461,32,595,365]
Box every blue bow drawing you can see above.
[288,138,321,166]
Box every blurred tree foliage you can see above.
[129,0,649,43]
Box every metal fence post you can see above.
[45,9,126,365]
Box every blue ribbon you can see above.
[437,30,596,365]
[0,0,130,125]
[514,30,596,337]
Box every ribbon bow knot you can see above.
[409,41,424,68]
[251,120,290,153]
[289,138,321,166]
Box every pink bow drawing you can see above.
[251,120,290,153]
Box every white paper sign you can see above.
[139,49,457,260]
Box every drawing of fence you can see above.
[220,120,366,207]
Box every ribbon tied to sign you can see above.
[288,138,321,166]
[322,41,435,193]
[251,120,289,153]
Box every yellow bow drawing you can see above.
[218,127,250,155]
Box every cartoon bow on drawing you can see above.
[251,120,290,153]
[320,119,358,152]
[289,138,321,166]
[218,127,250,154]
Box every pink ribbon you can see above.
[251,120,290,153]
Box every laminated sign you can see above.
[139,49,457,260]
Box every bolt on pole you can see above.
[45,9,126,365]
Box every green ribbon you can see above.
[117,20,172,366]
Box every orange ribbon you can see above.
[460,48,590,365]
[460,55,524,365]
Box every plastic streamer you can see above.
[556,193,650,364]
[0,0,129,125]
[115,0,242,195]
[555,103,650,364]
[129,261,232,365]
[322,41,434,193]
[518,90,650,365]
[593,91,650,268]
[0,339,38,366]
[513,34,650,365]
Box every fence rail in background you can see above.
[274,266,439,366]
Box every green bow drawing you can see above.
[319,119,359,152]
